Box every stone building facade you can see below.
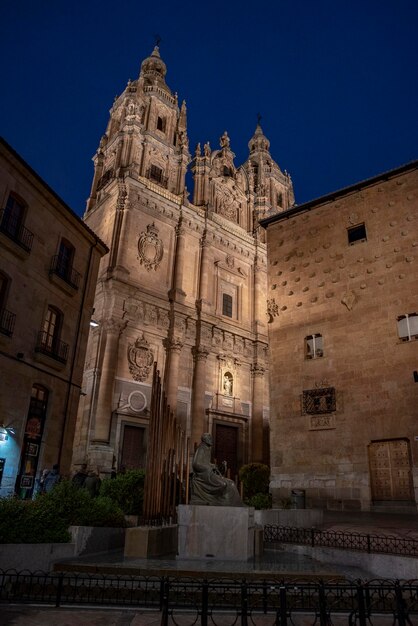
[0,138,107,498]
[73,47,294,476]
[262,161,418,511]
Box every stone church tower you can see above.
[73,46,294,476]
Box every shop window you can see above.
[397,313,418,342]
[16,385,49,499]
[222,293,233,318]
[348,223,367,245]
[305,334,323,359]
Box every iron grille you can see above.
[0,308,16,336]
[303,387,336,414]
[35,331,69,363]
[49,255,81,289]
[0,209,34,252]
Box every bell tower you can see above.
[86,45,190,214]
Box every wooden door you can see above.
[368,439,414,501]
[120,425,146,470]
[215,424,238,479]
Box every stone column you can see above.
[163,338,183,421]
[191,346,209,448]
[198,233,211,311]
[253,254,267,334]
[93,319,126,442]
[251,363,265,463]
[171,216,186,300]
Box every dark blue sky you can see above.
[1,0,417,216]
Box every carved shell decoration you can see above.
[137,223,164,271]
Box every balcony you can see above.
[0,308,16,337]
[0,209,34,252]
[49,255,81,290]
[145,168,168,189]
[35,331,69,364]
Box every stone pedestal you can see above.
[124,525,177,558]
[177,505,255,561]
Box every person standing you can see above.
[42,464,60,493]
[72,463,88,488]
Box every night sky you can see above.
[1,0,417,217]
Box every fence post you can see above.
[241,581,248,626]
[311,527,315,548]
[356,582,367,626]
[262,580,268,614]
[201,580,209,626]
[160,578,169,626]
[55,572,64,608]
[367,534,371,554]
[395,582,407,626]
[276,586,287,626]
[318,582,328,626]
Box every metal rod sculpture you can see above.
[142,363,189,524]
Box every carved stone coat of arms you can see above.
[127,334,154,382]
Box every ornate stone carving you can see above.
[137,223,164,271]
[127,333,154,382]
[163,337,183,354]
[341,290,357,310]
[251,363,265,378]
[192,346,209,362]
[267,298,279,323]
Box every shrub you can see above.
[239,463,270,499]
[246,492,272,510]
[0,480,126,543]
[100,469,145,515]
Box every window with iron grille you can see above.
[397,313,418,342]
[305,334,324,359]
[150,164,163,183]
[347,223,367,245]
[303,387,336,414]
[157,116,166,132]
[222,293,233,318]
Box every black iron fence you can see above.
[264,525,418,558]
[1,570,418,625]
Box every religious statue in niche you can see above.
[137,223,164,271]
[223,372,233,396]
[127,333,154,382]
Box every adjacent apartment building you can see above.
[0,138,107,498]
[73,46,294,476]
[262,161,418,512]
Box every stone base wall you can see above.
[177,505,255,561]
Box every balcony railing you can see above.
[145,168,168,189]
[0,209,34,252]
[49,255,81,289]
[35,331,69,364]
[0,308,16,336]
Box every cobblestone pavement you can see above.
[319,510,418,540]
[1,606,401,626]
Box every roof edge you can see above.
[0,136,109,254]
[260,159,418,228]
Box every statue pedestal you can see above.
[177,505,255,561]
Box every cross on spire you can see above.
[257,112,262,125]
[154,34,162,47]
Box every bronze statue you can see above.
[190,433,243,506]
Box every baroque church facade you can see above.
[73,46,294,476]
